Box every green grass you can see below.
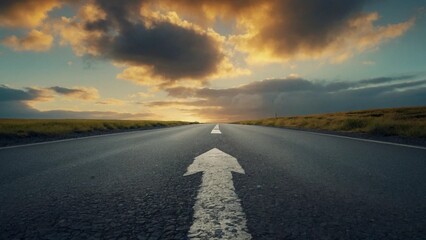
[234,106,426,138]
[0,119,197,138]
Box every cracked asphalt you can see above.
[0,124,425,239]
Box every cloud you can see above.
[107,22,223,81]
[0,0,61,28]
[49,86,100,100]
[145,100,213,108]
[155,0,415,63]
[0,102,153,119]
[0,85,99,103]
[19,109,153,119]
[0,85,53,102]
[358,75,416,85]
[234,2,414,63]
[2,30,54,52]
[152,75,426,122]
[55,0,245,88]
[5,0,410,87]
[325,12,415,63]
[1,0,416,68]
[0,85,152,119]
[0,84,36,101]
[95,98,125,105]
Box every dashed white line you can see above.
[211,124,222,134]
[184,148,251,239]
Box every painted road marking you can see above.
[211,124,222,134]
[266,126,426,150]
[0,125,191,150]
[308,131,426,150]
[239,125,426,151]
[184,148,251,239]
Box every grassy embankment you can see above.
[235,106,426,138]
[0,119,197,140]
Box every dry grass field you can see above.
[234,107,426,138]
[0,119,196,139]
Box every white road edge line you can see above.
[257,126,426,150]
[184,148,252,239]
[0,132,131,150]
[308,131,426,150]
[211,124,222,134]
[0,126,185,150]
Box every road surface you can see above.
[0,124,425,239]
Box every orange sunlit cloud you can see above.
[0,0,61,28]
[2,29,53,52]
[0,0,424,121]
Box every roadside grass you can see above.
[0,119,197,139]
[234,106,426,138]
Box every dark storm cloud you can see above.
[154,75,426,121]
[0,85,33,101]
[0,85,151,119]
[49,86,84,95]
[65,0,391,68]
[0,85,47,101]
[0,102,40,118]
[161,0,377,60]
[0,85,50,118]
[66,0,224,83]
[48,86,98,99]
[1,85,98,101]
[23,110,153,119]
[108,22,223,80]
[358,75,417,85]
[93,0,141,24]
[252,0,368,56]
[0,102,153,119]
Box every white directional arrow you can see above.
[184,148,252,239]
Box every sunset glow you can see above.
[1,0,425,122]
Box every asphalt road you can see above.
[0,124,425,239]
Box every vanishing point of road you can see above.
[0,124,425,239]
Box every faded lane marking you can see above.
[211,124,222,134]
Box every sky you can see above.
[0,0,425,122]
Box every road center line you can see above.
[184,148,251,239]
[211,124,222,134]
